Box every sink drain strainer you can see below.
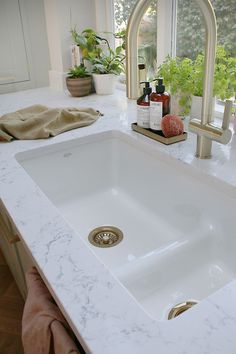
[168,300,198,320]
[88,226,123,248]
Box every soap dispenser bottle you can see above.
[137,81,152,129]
[150,78,170,131]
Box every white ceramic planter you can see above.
[92,73,117,95]
[190,95,215,120]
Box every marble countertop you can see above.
[1,87,236,354]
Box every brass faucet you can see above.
[126,0,232,159]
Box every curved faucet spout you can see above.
[190,0,217,158]
[195,0,217,126]
[126,0,153,99]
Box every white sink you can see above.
[16,130,236,320]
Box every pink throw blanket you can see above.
[22,267,80,354]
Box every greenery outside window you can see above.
[177,0,236,60]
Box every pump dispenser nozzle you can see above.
[140,81,152,95]
[154,78,165,94]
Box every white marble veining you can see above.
[0,87,236,354]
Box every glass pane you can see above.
[176,0,236,59]
[138,2,157,78]
[114,0,157,79]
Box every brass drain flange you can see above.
[88,226,123,248]
[168,300,198,320]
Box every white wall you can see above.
[58,0,96,71]
[23,0,50,88]
[0,0,103,92]
[44,0,96,90]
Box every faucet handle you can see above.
[222,99,233,130]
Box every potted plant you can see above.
[189,47,236,119]
[89,47,124,95]
[71,28,125,95]
[66,64,92,97]
[71,28,104,69]
[157,56,193,116]
[157,46,236,117]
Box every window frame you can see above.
[96,0,175,61]
[157,0,177,66]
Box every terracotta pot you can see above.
[66,76,92,97]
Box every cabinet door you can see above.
[0,200,27,298]
[0,0,30,86]
[16,242,34,279]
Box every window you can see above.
[110,0,235,112]
[175,0,236,114]
[114,0,157,79]
[113,0,235,61]
[176,0,236,59]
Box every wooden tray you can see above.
[131,123,187,145]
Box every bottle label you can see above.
[150,101,163,130]
[137,105,150,128]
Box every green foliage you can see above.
[71,27,105,61]
[157,46,236,112]
[114,29,126,50]
[89,48,124,75]
[71,28,125,75]
[158,46,236,98]
[114,0,156,29]
[177,0,236,59]
[114,0,137,29]
[214,47,236,100]
[157,56,193,113]
[114,0,235,77]
[67,64,90,79]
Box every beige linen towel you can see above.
[0,104,101,141]
[22,267,83,354]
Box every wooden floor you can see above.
[0,249,24,354]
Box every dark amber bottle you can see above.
[150,78,170,131]
[137,81,152,129]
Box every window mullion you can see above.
[95,0,115,48]
[157,0,177,66]
[171,0,178,57]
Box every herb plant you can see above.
[157,46,236,113]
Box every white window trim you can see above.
[95,0,114,32]
[157,0,177,66]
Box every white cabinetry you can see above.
[0,0,50,93]
[0,200,34,299]
[0,0,30,86]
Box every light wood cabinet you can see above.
[0,200,34,299]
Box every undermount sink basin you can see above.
[16,130,236,320]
